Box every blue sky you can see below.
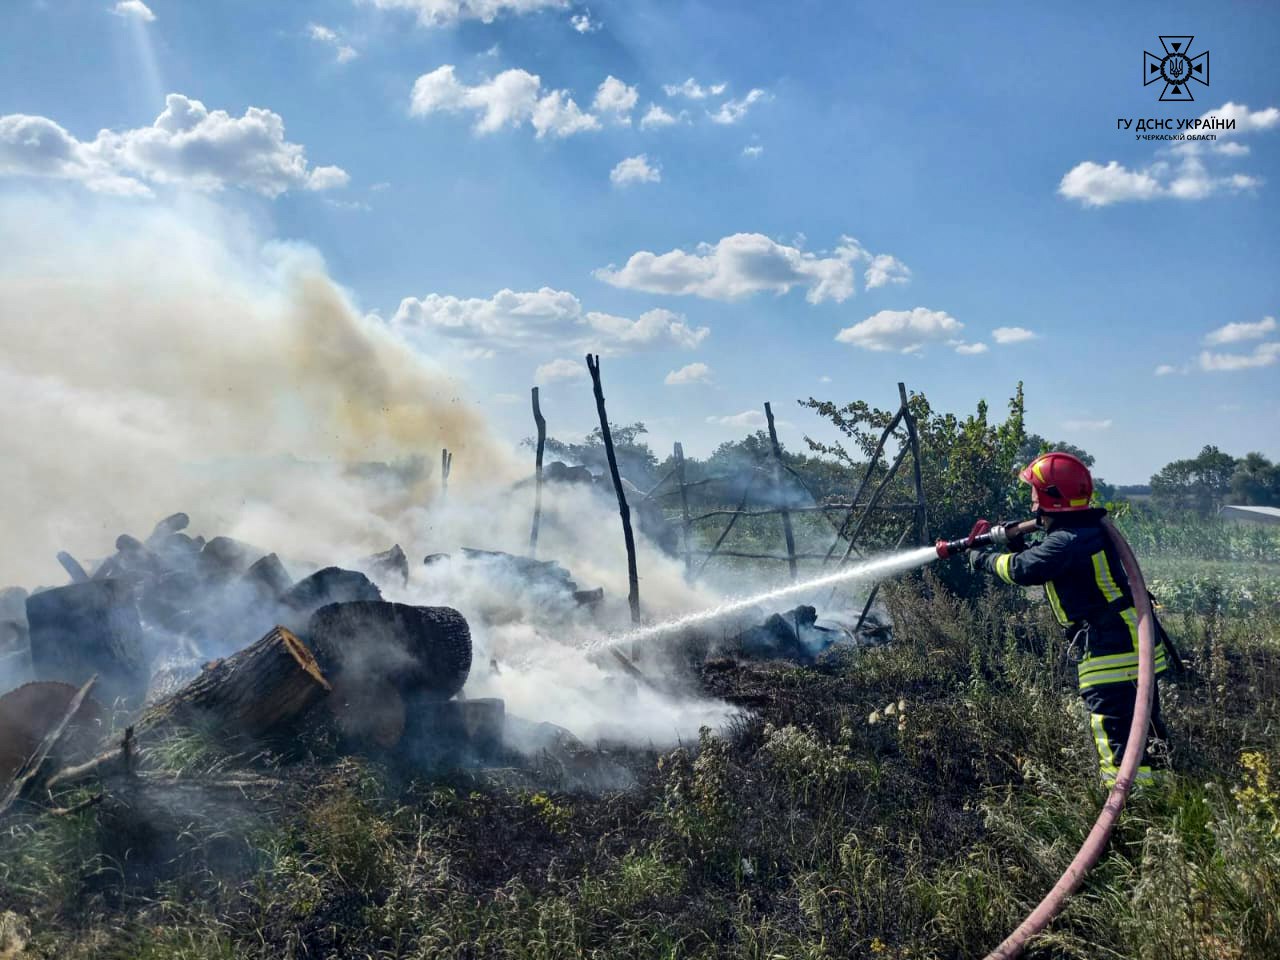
[2,0,1277,483]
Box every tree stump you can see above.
[26,579,149,708]
[137,626,331,740]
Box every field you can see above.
[1,514,1278,959]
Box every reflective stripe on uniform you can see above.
[1091,550,1124,603]
[1044,580,1069,625]
[994,552,1016,584]
[1090,713,1116,771]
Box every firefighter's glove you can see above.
[966,549,987,574]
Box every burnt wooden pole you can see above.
[898,381,929,545]
[529,387,547,555]
[586,355,641,625]
[765,402,798,581]
[440,448,453,501]
[673,442,693,575]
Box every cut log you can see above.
[56,551,90,583]
[0,677,98,816]
[325,677,406,750]
[145,512,190,547]
[281,567,381,623]
[306,601,472,703]
[26,579,149,708]
[356,545,409,590]
[0,680,105,789]
[137,626,330,740]
[198,536,256,582]
[242,553,292,600]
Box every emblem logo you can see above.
[1144,36,1209,101]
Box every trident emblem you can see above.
[1144,36,1209,101]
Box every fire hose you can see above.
[936,517,1157,959]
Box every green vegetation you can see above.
[2,553,1278,958]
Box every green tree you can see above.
[530,421,659,485]
[1019,434,1095,468]
[800,383,1028,552]
[1230,452,1280,506]
[1150,445,1238,515]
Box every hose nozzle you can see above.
[935,518,1037,560]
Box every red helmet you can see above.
[1019,452,1094,512]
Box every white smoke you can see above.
[0,189,738,747]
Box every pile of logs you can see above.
[0,514,502,818]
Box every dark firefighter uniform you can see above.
[973,509,1170,786]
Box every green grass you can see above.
[2,559,1278,958]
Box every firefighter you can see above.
[968,451,1172,787]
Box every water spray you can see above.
[588,545,941,653]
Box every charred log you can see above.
[136,626,330,740]
[356,545,409,590]
[305,601,472,703]
[26,579,150,707]
[0,680,105,788]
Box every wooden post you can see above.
[674,442,692,575]
[440,448,453,500]
[586,355,640,625]
[529,387,547,555]
[898,382,929,545]
[822,407,906,564]
[764,403,798,581]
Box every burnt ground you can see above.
[1,576,1279,959]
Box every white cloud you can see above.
[1061,103,1277,206]
[111,1,155,21]
[663,78,726,100]
[818,375,832,383]
[742,145,764,158]
[569,11,600,32]
[610,154,660,186]
[992,326,1038,344]
[1154,364,1181,376]
[584,308,707,348]
[864,254,910,289]
[530,89,599,138]
[393,288,707,353]
[1198,342,1280,372]
[1058,161,1162,206]
[596,233,890,304]
[308,23,358,63]
[954,342,988,355]
[593,76,638,122]
[1202,102,1280,135]
[664,362,712,385]
[410,65,599,138]
[835,307,963,353]
[0,94,348,198]
[709,89,766,125]
[1063,419,1113,431]
[535,357,586,382]
[364,0,567,27]
[639,104,681,129]
[1204,316,1276,345]
[707,410,766,429]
